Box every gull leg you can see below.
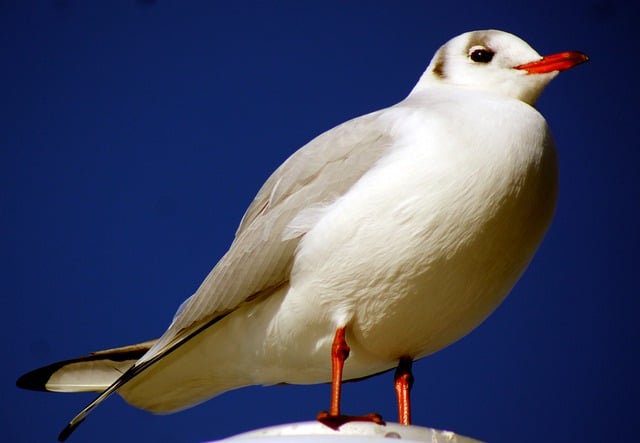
[317,327,385,430]
[394,357,414,425]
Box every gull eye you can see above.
[469,46,494,63]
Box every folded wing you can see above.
[143,109,394,360]
[54,106,397,440]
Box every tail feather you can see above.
[16,340,156,393]
[18,310,232,440]
[56,312,231,440]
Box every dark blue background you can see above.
[3,1,638,442]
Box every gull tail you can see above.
[33,312,231,441]
[16,340,156,393]
[16,340,157,441]
[24,338,159,442]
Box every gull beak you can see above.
[515,51,589,74]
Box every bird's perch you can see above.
[213,421,484,443]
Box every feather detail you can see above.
[17,340,154,393]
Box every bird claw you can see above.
[317,410,385,430]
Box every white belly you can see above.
[265,106,558,382]
[119,97,558,412]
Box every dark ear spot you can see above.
[431,53,446,78]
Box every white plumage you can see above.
[16,29,587,440]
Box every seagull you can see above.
[17,29,588,441]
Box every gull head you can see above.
[413,30,588,105]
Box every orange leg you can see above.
[317,327,385,430]
[328,327,350,416]
[394,357,414,425]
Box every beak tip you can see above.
[574,51,590,64]
[515,50,590,74]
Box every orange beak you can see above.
[515,51,589,74]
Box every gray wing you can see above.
[54,108,397,440]
[145,108,394,356]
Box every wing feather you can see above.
[144,109,393,358]
[55,106,400,440]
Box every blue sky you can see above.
[2,1,639,442]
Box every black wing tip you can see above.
[16,361,66,391]
[58,419,84,442]
[17,347,151,392]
